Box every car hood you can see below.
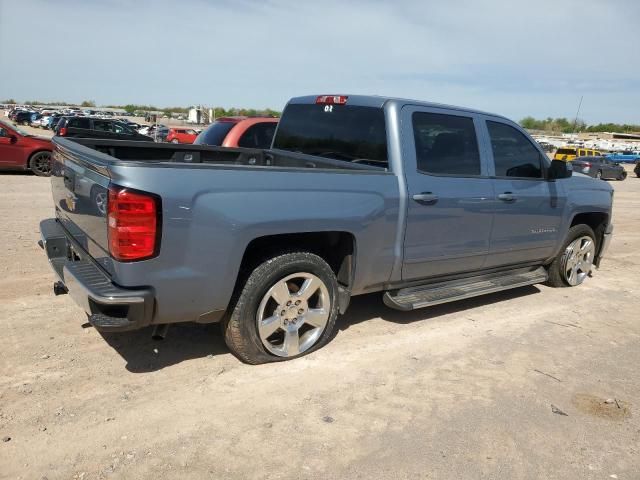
[24,134,53,143]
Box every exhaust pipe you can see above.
[151,324,170,340]
[53,281,68,296]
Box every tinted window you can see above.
[238,122,278,149]
[67,117,90,129]
[113,123,132,134]
[194,121,236,146]
[93,120,113,132]
[487,121,543,178]
[412,112,481,175]
[556,148,576,155]
[0,127,7,137]
[273,104,387,168]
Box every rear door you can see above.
[480,117,565,267]
[400,106,494,280]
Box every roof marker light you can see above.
[315,95,348,105]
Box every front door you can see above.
[480,117,565,267]
[0,125,24,167]
[401,106,494,280]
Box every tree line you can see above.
[520,116,640,133]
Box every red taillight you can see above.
[59,127,67,136]
[315,95,348,105]
[107,186,160,261]
[584,162,591,167]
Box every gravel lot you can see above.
[1,160,639,479]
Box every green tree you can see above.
[80,100,96,107]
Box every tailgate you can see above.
[50,142,113,274]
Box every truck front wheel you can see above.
[546,225,596,288]
[224,252,339,364]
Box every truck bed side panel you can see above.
[104,165,399,324]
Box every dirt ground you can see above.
[1,162,639,479]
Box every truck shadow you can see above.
[338,285,542,331]
[99,285,541,373]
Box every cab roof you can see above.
[288,94,508,120]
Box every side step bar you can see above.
[383,266,548,311]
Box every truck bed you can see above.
[53,137,387,172]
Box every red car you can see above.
[0,120,53,176]
[166,127,198,144]
[194,117,278,149]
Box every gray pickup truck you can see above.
[40,94,614,364]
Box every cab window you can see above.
[487,121,543,179]
[411,112,481,175]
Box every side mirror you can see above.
[10,135,18,144]
[548,159,572,180]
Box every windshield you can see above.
[194,121,237,146]
[0,120,29,136]
[272,103,388,167]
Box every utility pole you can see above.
[572,96,583,134]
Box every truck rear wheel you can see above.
[546,225,596,288]
[223,252,339,364]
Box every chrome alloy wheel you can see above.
[256,272,330,357]
[562,236,595,286]
[95,191,107,215]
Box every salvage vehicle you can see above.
[606,151,640,163]
[166,127,198,144]
[40,94,614,364]
[0,120,53,176]
[553,146,602,162]
[195,117,278,149]
[55,117,154,142]
[571,156,627,180]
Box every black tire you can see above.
[617,171,627,181]
[595,170,602,179]
[29,151,52,177]
[223,252,339,364]
[546,224,596,288]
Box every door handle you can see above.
[412,192,438,205]
[498,192,516,202]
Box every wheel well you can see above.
[237,231,356,289]
[571,212,608,249]
[28,149,52,165]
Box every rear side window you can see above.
[113,123,132,134]
[67,117,90,129]
[93,120,113,132]
[412,112,481,175]
[238,122,278,149]
[273,104,388,168]
[487,121,543,178]
[194,121,236,146]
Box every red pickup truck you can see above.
[195,117,278,148]
[0,120,53,176]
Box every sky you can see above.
[1,0,639,124]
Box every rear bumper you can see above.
[594,223,613,268]
[39,218,154,332]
